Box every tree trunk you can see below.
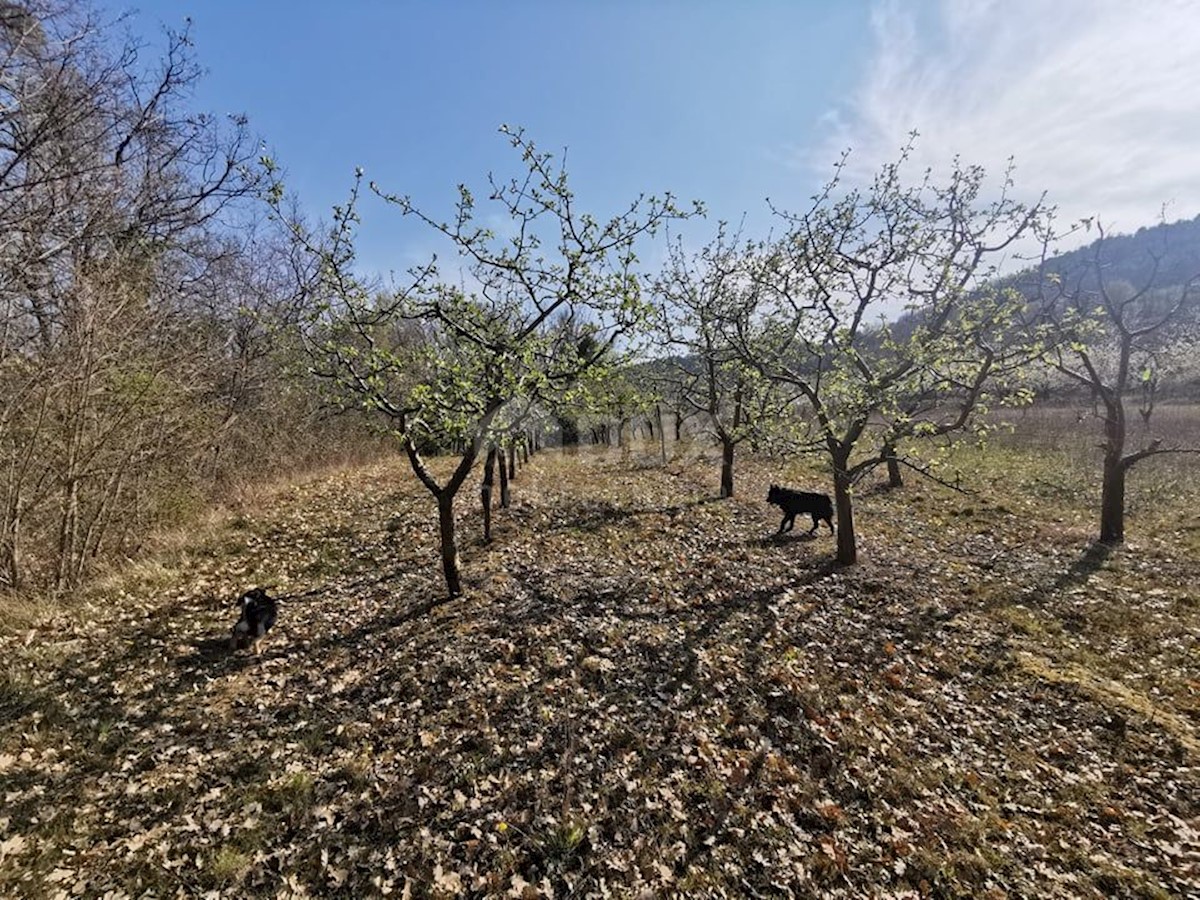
[719,437,734,498]
[55,476,80,592]
[438,491,463,596]
[1,497,20,589]
[883,443,903,488]
[721,388,744,498]
[656,404,667,464]
[507,444,517,482]
[558,415,579,448]
[499,447,510,509]
[832,451,856,565]
[674,411,682,441]
[404,405,499,598]
[481,446,497,543]
[55,375,86,592]
[1099,456,1126,544]
[1099,394,1127,544]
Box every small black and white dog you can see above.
[230,587,278,652]
[766,484,835,536]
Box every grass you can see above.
[1014,651,1200,756]
[207,844,254,886]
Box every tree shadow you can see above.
[274,565,415,604]
[759,530,819,546]
[666,558,842,685]
[175,635,234,665]
[857,480,903,498]
[543,496,721,535]
[1050,541,1114,594]
[1014,541,1115,612]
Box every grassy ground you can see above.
[1,406,1197,898]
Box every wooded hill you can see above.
[1040,215,1200,296]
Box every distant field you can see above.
[983,401,1200,536]
[1,405,1197,898]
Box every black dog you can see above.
[230,587,277,652]
[766,484,835,536]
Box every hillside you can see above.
[2,410,1198,898]
[1039,216,1200,295]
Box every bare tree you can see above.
[1028,220,1200,543]
[0,2,264,590]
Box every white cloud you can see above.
[817,0,1200,241]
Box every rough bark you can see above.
[481,446,497,543]
[1099,391,1127,544]
[437,491,462,596]
[499,447,511,509]
[1099,456,1126,544]
[833,450,856,566]
[719,437,734,498]
[883,443,903,488]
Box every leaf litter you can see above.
[0,447,1197,898]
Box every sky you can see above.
[101,0,1200,279]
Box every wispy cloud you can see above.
[817,0,1200,239]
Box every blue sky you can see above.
[104,1,1200,277]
